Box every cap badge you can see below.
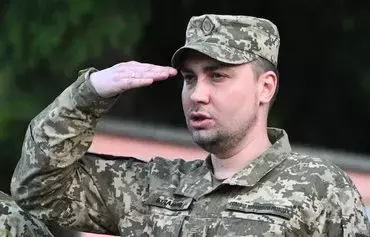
[201,16,214,35]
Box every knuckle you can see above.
[112,62,124,69]
[127,78,134,88]
[127,60,138,65]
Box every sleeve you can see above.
[0,191,54,237]
[326,184,370,237]
[338,185,370,236]
[10,68,148,235]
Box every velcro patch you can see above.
[146,193,193,211]
[226,201,293,220]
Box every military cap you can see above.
[171,14,280,67]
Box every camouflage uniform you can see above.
[0,191,53,237]
[11,15,370,236]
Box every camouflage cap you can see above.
[171,14,280,68]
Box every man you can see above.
[11,14,369,236]
[0,191,53,237]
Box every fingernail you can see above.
[169,68,177,74]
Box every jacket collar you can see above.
[174,128,291,198]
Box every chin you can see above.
[192,132,218,150]
[191,129,213,140]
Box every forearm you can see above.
[28,67,115,168]
[10,68,118,232]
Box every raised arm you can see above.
[10,62,177,234]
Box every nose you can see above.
[190,79,210,104]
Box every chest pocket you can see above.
[218,200,293,237]
[145,191,193,237]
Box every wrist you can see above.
[73,68,118,117]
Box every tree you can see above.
[0,0,150,192]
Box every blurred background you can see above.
[1,0,370,236]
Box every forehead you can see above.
[180,51,229,71]
[179,50,255,75]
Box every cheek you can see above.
[181,87,191,110]
[218,88,256,116]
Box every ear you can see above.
[258,71,278,104]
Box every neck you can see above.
[211,125,271,180]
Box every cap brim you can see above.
[171,42,258,68]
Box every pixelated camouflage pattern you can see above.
[171,14,280,68]
[0,191,53,237]
[11,70,370,236]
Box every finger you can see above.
[143,71,170,80]
[114,61,140,68]
[114,62,177,76]
[120,78,154,90]
[149,65,168,72]
[149,65,177,75]
[166,67,178,77]
[114,62,157,72]
[117,71,142,79]
[145,67,177,79]
[118,71,171,81]
[130,64,175,76]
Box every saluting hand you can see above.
[90,61,178,98]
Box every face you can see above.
[181,53,265,155]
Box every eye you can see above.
[210,72,226,81]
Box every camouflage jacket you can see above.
[0,191,54,237]
[11,69,370,236]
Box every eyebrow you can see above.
[180,62,229,73]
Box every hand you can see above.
[89,61,178,98]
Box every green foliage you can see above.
[0,0,150,191]
[0,0,150,136]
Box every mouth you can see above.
[189,112,213,129]
[190,112,211,121]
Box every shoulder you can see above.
[83,151,148,168]
[277,152,363,205]
[283,154,370,234]
[82,152,205,176]
[274,152,357,202]
[282,152,353,187]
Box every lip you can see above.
[189,119,213,129]
[189,112,213,129]
[189,112,212,120]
